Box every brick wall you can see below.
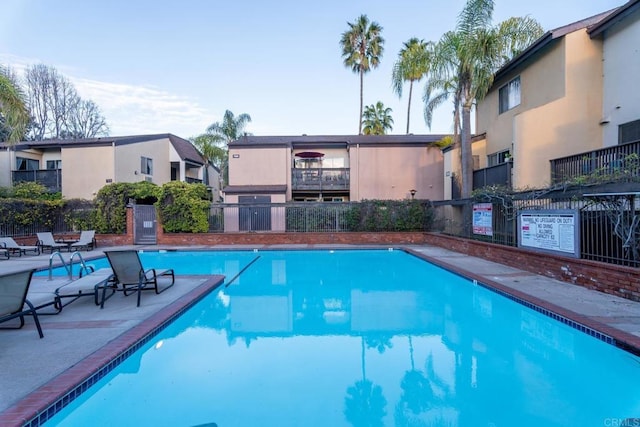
[423,233,640,302]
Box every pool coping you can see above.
[404,247,640,357]
[0,274,224,427]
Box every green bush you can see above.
[156,182,210,233]
[346,200,433,232]
[94,182,161,233]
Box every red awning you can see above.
[295,151,324,158]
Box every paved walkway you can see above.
[0,244,639,425]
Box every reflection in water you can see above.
[45,250,640,427]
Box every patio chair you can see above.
[36,232,70,253]
[0,269,44,338]
[0,237,41,257]
[103,250,175,307]
[70,230,97,251]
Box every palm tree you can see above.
[340,14,384,135]
[198,110,252,186]
[362,102,393,135]
[0,65,29,143]
[423,0,543,198]
[392,38,432,134]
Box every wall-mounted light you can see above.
[410,189,417,199]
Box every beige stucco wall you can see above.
[228,147,289,189]
[476,30,603,189]
[601,12,640,147]
[62,145,114,199]
[0,150,10,187]
[114,138,171,186]
[351,145,444,201]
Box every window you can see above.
[619,119,640,145]
[499,76,521,114]
[141,157,153,175]
[487,150,511,167]
[46,160,62,170]
[16,157,39,171]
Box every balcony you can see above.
[550,141,640,183]
[473,161,512,189]
[185,177,203,184]
[12,169,62,193]
[292,168,350,191]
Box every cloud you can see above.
[0,54,213,138]
[71,77,212,138]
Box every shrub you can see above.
[156,182,210,233]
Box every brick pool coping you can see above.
[0,275,225,427]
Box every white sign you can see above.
[473,203,493,236]
[519,210,579,257]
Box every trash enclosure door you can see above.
[238,196,271,231]
[134,205,157,245]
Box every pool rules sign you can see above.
[518,210,580,258]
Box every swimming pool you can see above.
[42,249,640,426]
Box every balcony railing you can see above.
[185,177,203,184]
[473,161,512,190]
[550,140,640,184]
[291,168,350,191]
[12,169,62,192]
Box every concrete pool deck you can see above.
[0,244,639,426]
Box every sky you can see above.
[0,0,625,139]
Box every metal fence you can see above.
[432,190,640,267]
[207,201,431,233]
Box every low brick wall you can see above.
[423,233,640,302]
[157,230,429,246]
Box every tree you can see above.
[340,15,385,135]
[0,65,29,143]
[362,101,393,135]
[423,0,543,198]
[67,99,109,138]
[195,110,252,187]
[392,38,432,134]
[24,64,109,140]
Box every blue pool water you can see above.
[43,250,640,426]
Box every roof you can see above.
[588,0,640,37]
[228,134,450,149]
[492,9,618,84]
[0,133,204,165]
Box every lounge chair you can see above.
[36,232,69,253]
[0,269,44,338]
[56,268,115,309]
[70,230,96,251]
[0,237,41,257]
[103,250,175,307]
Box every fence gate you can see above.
[134,204,157,245]
[238,196,271,231]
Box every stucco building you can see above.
[0,134,219,200]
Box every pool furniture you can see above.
[0,247,8,260]
[56,268,115,309]
[70,230,97,251]
[36,232,70,253]
[0,237,41,257]
[0,269,44,338]
[103,250,175,307]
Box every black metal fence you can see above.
[432,189,640,267]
